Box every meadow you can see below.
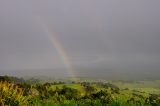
[0,76,160,106]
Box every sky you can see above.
[0,0,160,79]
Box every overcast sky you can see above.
[0,0,160,79]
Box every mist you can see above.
[0,0,160,80]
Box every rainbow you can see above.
[40,23,77,81]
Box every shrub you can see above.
[0,81,31,106]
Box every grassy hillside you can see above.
[0,76,160,106]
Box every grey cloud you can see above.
[0,0,160,79]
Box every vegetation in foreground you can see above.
[0,76,160,106]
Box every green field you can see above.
[0,76,160,106]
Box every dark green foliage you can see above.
[0,75,25,84]
[148,94,160,106]
[59,86,81,100]
[0,76,160,106]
